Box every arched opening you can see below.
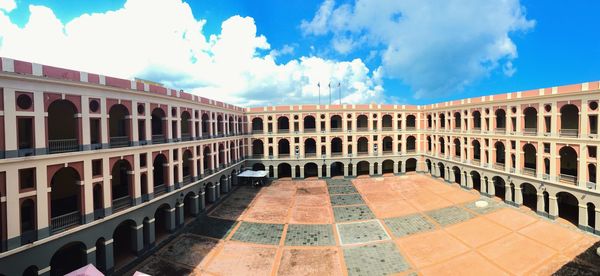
[472,140,481,160]
[278,139,290,157]
[382,115,393,130]
[521,183,537,212]
[357,137,369,155]
[331,162,344,177]
[252,139,264,157]
[559,146,578,184]
[425,159,432,173]
[20,199,36,245]
[588,164,596,184]
[216,115,224,136]
[228,116,234,134]
[495,109,506,130]
[587,203,596,229]
[452,167,461,184]
[523,144,537,176]
[295,165,301,178]
[330,115,343,130]
[277,116,290,132]
[303,115,316,132]
[439,113,446,128]
[154,204,171,242]
[406,136,416,152]
[95,238,107,272]
[304,163,318,178]
[560,104,579,137]
[322,164,327,177]
[218,144,225,167]
[203,146,212,173]
[201,113,210,137]
[406,115,416,129]
[427,136,432,151]
[304,138,317,157]
[471,171,481,191]
[48,100,79,153]
[109,104,130,148]
[472,111,481,129]
[495,141,505,165]
[182,150,193,184]
[113,220,137,269]
[437,163,445,178]
[153,154,168,195]
[454,112,461,129]
[523,107,538,134]
[277,163,292,178]
[183,192,197,221]
[454,139,461,157]
[111,160,132,212]
[181,111,191,140]
[493,176,506,200]
[382,136,393,154]
[331,137,343,156]
[438,137,445,154]
[382,160,394,174]
[357,161,370,176]
[427,114,433,128]
[356,115,368,130]
[347,163,354,176]
[93,184,103,218]
[151,108,166,143]
[50,242,86,276]
[406,158,417,172]
[50,167,81,232]
[252,163,265,171]
[251,117,263,134]
[557,192,579,226]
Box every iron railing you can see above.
[154,184,167,196]
[112,196,131,212]
[152,134,166,144]
[183,175,192,184]
[523,167,536,176]
[560,129,578,137]
[51,211,81,233]
[109,136,130,148]
[559,174,577,184]
[331,128,343,132]
[523,128,537,136]
[181,134,192,141]
[304,128,316,133]
[493,163,505,170]
[48,139,79,154]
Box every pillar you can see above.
[189,195,199,216]
[103,239,115,273]
[131,224,144,255]
[166,208,176,232]
[504,185,512,203]
[199,191,206,211]
[176,202,184,226]
[514,187,523,205]
[548,196,558,219]
[215,182,221,199]
[578,204,588,230]
[84,246,97,267]
[145,218,156,246]
[536,193,546,216]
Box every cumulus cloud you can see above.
[301,0,535,98]
[0,0,16,12]
[0,0,383,106]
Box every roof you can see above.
[237,170,269,178]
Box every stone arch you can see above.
[559,146,578,183]
[406,158,417,172]
[50,166,82,232]
[278,163,292,178]
[252,117,263,133]
[556,191,579,226]
[560,104,579,136]
[108,104,130,147]
[50,241,87,276]
[520,182,537,212]
[48,99,79,153]
[357,161,370,176]
[330,162,344,177]
[382,160,394,174]
[304,163,318,178]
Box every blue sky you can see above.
[1,0,599,106]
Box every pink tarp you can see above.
[64,264,104,276]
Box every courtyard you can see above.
[130,174,600,275]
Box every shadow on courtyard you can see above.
[554,240,600,275]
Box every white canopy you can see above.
[237,170,269,178]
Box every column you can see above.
[215,181,221,199]
[131,223,144,255]
[189,194,199,216]
[514,186,523,205]
[578,204,588,230]
[536,193,546,216]
[548,196,558,219]
[103,239,115,273]
[145,218,156,246]
[504,185,512,203]
[176,202,184,226]
[165,207,176,232]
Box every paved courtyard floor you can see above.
[130,173,600,275]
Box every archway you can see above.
[559,146,578,183]
[154,204,171,242]
[252,163,265,171]
[50,242,86,276]
[277,163,292,178]
[252,139,264,157]
[382,160,394,174]
[153,154,168,194]
[151,108,166,143]
[20,199,36,245]
[452,167,461,184]
[304,163,318,178]
[109,104,130,148]
[304,138,316,156]
[523,143,537,175]
[203,146,212,172]
[521,183,537,212]
[357,137,369,155]
[182,150,193,184]
[406,158,417,172]
[304,115,316,131]
[331,115,343,130]
[48,99,79,153]
[183,192,197,220]
[277,116,290,132]
[356,115,368,130]
[111,160,132,212]
[495,109,506,129]
[437,163,445,178]
[523,107,538,134]
[181,111,191,139]
[330,162,344,177]
[278,139,290,157]
[357,161,370,176]
[493,176,506,200]
[557,192,579,226]
[382,136,393,153]
[50,167,81,232]
[201,113,210,137]
[471,171,481,191]
[251,117,263,133]
[406,136,416,152]
[472,140,481,160]
[454,112,461,129]
[331,137,343,156]
[406,115,416,128]
[495,141,505,165]
[560,104,579,136]
[425,159,432,173]
[113,220,137,269]
[454,139,461,157]
[438,137,445,154]
[382,114,393,129]
[472,111,481,129]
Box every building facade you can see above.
[0,57,599,275]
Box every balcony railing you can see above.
[50,211,81,233]
[109,136,130,148]
[331,128,343,132]
[305,152,317,157]
[406,126,416,131]
[357,152,369,156]
[495,128,506,134]
[493,163,505,170]
[112,196,132,212]
[560,129,578,138]
[523,128,537,136]
[48,138,79,154]
[278,154,290,158]
[472,159,480,166]
[183,175,192,184]
[406,149,416,153]
[357,127,369,132]
[304,128,316,133]
[523,167,536,176]
[331,152,343,157]
[154,184,167,196]
[181,134,192,141]
[152,134,166,144]
[21,230,37,245]
[559,174,577,184]
[278,129,289,134]
[251,154,263,159]
[383,150,393,155]
[382,127,393,132]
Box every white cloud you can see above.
[0,0,16,12]
[269,44,294,59]
[0,0,383,106]
[301,0,535,98]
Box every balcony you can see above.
[305,152,317,158]
[357,127,369,132]
[383,150,393,155]
[495,128,506,134]
[357,152,369,156]
[50,211,81,234]
[331,127,343,132]
[112,196,132,212]
[304,128,316,133]
[382,127,393,132]
[154,184,167,196]
[152,134,166,144]
[331,152,343,157]
[523,167,536,176]
[560,129,578,138]
[523,128,537,136]
[109,136,130,148]
[181,134,192,141]
[559,174,577,184]
[278,129,289,134]
[48,138,79,154]
[493,163,505,170]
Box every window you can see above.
[544,143,550,153]
[92,159,102,176]
[589,146,597,158]
[140,153,147,167]
[19,168,35,190]
[511,141,516,150]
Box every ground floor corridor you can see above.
[130,174,600,275]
